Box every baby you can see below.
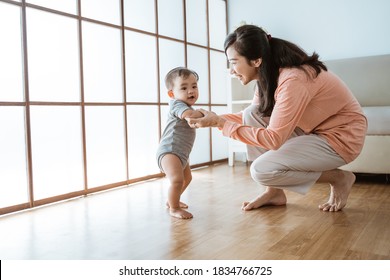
[156,67,204,219]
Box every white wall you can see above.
[227,0,390,60]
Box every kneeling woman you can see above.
[187,25,367,212]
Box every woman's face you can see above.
[226,46,261,85]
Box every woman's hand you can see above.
[186,109,226,128]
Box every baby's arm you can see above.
[181,109,204,119]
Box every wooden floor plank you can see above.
[0,162,389,260]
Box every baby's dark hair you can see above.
[164,67,199,90]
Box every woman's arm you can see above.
[223,76,312,150]
[187,73,312,150]
[220,112,243,124]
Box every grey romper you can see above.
[156,99,195,172]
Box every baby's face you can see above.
[171,74,199,106]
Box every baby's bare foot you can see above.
[319,171,355,212]
[242,187,287,211]
[166,201,188,208]
[170,208,193,219]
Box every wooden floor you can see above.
[0,162,389,260]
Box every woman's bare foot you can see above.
[242,187,287,211]
[318,170,355,212]
[170,208,193,219]
[166,201,188,208]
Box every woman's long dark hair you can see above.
[224,25,327,116]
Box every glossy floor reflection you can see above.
[0,163,389,260]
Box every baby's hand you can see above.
[186,109,222,128]
[196,109,206,116]
[186,109,209,128]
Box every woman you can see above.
[187,25,367,212]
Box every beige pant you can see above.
[244,105,346,194]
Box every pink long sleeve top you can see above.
[221,67,367,163]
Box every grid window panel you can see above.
[30,106,84,200]
[187,45,209,104]
[81,0,121,25]
[82,21,123,103]
[158,39,185,104]
[0,107,28,208]
[0,0,228,215]
[190,105,211,165]
[0,3,23,102]
[210,50,228,104]
[209,0,227,51]
[26,8,80,102]
[124,0,155,33]
[127,105,160,178]
[186,0,207,46]
[125,31,158,103]
[85,106,127,188]
[157,0,184,40]
[211,105,229,160]
[160,104,168,136]
[26,0,77,14]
